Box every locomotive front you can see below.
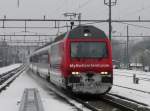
[65,26,113,94]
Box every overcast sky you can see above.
[0,0,150,42]
[0,0,149,19]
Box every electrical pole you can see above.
[109,0,112,40]
[127,25,129,69]
[78,13,81,25]
[104,0,117,40]
[17,0,20,8]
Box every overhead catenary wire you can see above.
[112,35,150,38]
[48,0,66,18]
[1,18,150,40]
[74,0,94,12]
[114,22,150,30]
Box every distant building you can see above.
[0,40,9,67]
[0,58,2,67]
[0,40,38,67]
[112,60,120,69]
[144,66,150,72]
[129,63,143,70]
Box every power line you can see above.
[0,26,70,29]
[112,35,150,38]
[0,34,56,36]
[1,18,150,35]
[112,19,150,22]
[51,0,66,15]
[0,34,148,38]
[0,18,107,22]
[2,18,150,22]
[75,0,94,11]
[114,22,150,30]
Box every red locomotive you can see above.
[30,25,113,94]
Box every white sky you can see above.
[0,0,150,42]
[0,0,150,19]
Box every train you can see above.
[29,25,113,94]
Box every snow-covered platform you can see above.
[0,64,22,75]
[111,69,150,106]
[1,64,150,111]
[0,70,75,111]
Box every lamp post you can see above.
[104,0,117,40]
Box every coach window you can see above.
[35,55,39,63]
[32,55,36,63]
[29,57,32,62]
[51,45,59,64]
[40,52,48,63]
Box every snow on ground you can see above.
[113,69,150,92]
[1,64,150,110]
[0,70,76,111]
[111,69,150,106]
[0,64,22,75]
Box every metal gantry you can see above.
[0,18,150,45]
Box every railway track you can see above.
[0,64,27,92]
[113,84,150,94]
[103,93,150,111]
[114,70,150,77]
[72,93,150,111]
[50,86,150,111]
[28,70,150,111]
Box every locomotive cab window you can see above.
[71,42,108,58]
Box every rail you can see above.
[104,93,150,111]
[28,70,150,111]
[0,64,26,92]
[114,70,150,77]
[115,74,150,82]
[113,84,150,94]
[0,65,24,85]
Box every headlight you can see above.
[101,72,108,74]
[72,72,79,75]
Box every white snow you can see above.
[0,69,77,111]
[0,64,22,75]
[1,64,150,110]
[111,69,150,106]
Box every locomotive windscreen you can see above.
[71,42,107,58]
